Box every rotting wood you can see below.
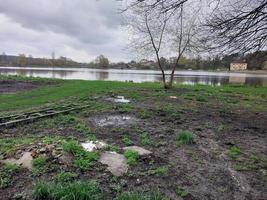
[0,105,90,128]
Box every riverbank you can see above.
[0,75,266,200]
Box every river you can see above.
[1,66,267,86]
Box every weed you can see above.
[124,150,139,165]
[176,186,189,198]
[176,131,194,145]
[196,95,207,102]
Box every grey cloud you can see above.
[0,0,129,62]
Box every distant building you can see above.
[230,60,247,71]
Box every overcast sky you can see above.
[0,0,130,62]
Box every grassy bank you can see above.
[0,75,266,112]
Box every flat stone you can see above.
[123,146,152,156]
[99,151,128,176]
[3,152,33,170]
[81,141,107,152]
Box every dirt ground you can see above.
[0,80,49,94]
[0,84,266,200]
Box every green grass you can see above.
[0,163,20,189]
[141,133,152,146]
[33,181,102,200]
[55,171,78,183]
[175,186,189,198]
[32,155,48,168]
[148,166,169,176]
[62,140,99,170]
[124,150,139,165]
[228,146,241,159]
[122,135,133,146]
[176,131,194,145]
[116,191,167,200]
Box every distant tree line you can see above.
[0,51,266,70]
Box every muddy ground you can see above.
[0,82,266,200]
[0,80,51,94]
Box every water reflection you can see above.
[0,66,267,86]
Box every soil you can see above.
[0,82,266,200]
[0,80,50,94]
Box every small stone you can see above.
[39,148,47,153]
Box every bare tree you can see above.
[122,0,267,53]
[125,1,199,88]
[204,0,267,53]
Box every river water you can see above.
[1,66,267,86]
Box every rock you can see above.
[39,147,47,153]
[123,146,152,156]
[3,152,33,170]
[99,151,128,176]
[81,141,107,152]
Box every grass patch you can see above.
[122,136,133,146]
[55,171,78,183]
[124,150,139,165]
[33,180,102,200]
[0,163,20,189]
[176,131,194,145]
[228,146,241,159]
[176,186,189,198]
[116,191,167,200]
[62,140,99,170]
[141,133,152,146]
[148,166,169,176]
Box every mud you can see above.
[0,80,50,94]
[0,85,266,199]
[91,115,138,127]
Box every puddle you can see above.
[99,151,128,176]
[81,140,107,152]
[107,96,131,103]
[3,152,33,170]
[123,146,152,156]
[93,115,138,127]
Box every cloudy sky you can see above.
[0,0,130,62]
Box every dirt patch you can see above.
[0,80,50,94]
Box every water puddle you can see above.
[81,140,107,152]
[3,152,33,170]
[107,96,131,103]
[99,151,128,176]
[93,115,138,127]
